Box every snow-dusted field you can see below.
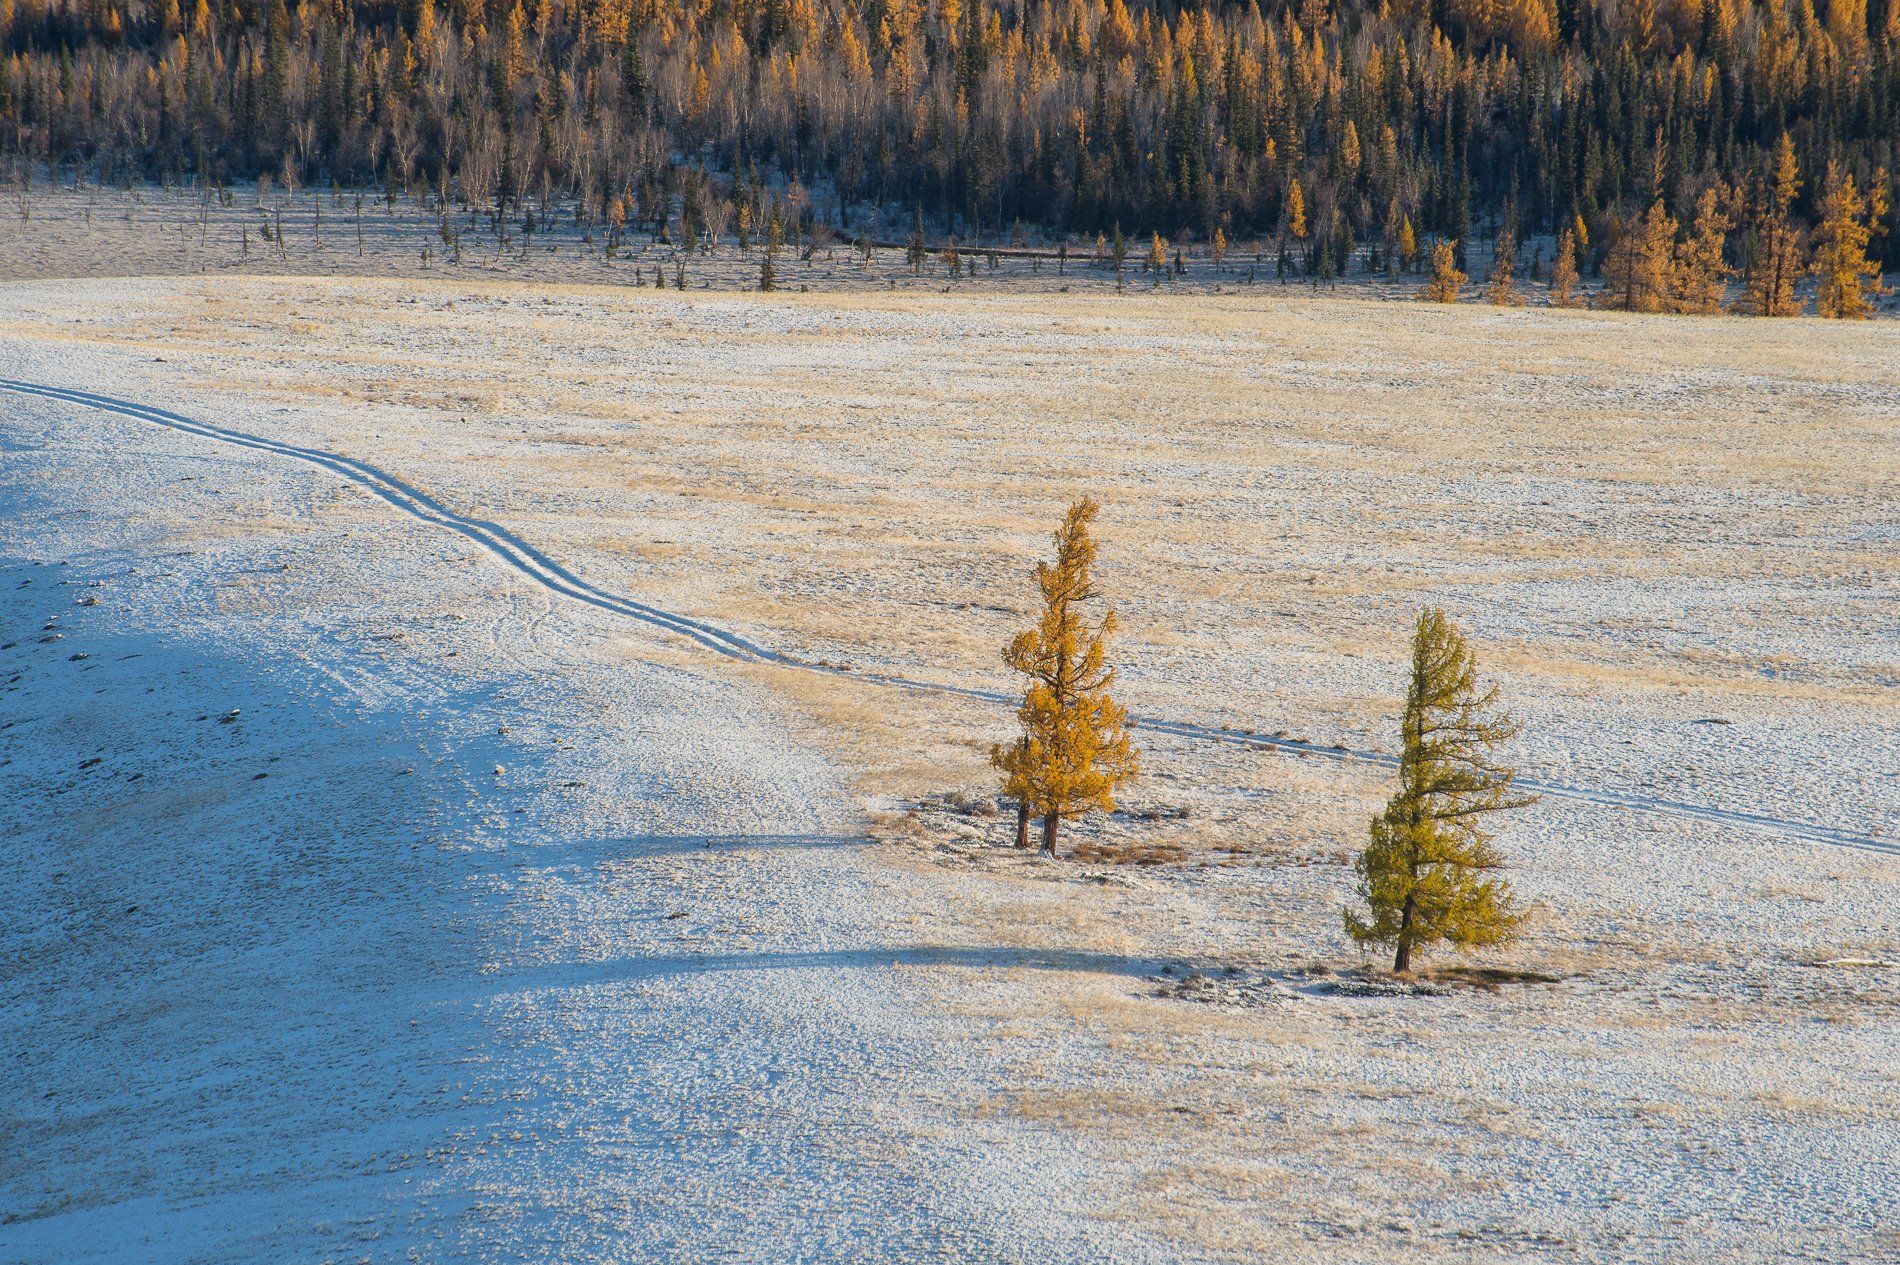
[0,351,1179,1261]
[1,274,1896,1262]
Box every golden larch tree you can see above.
[1380,198,1405,273]
[992,497,1138,857]
[1826,0,1869,60]
[1812,164,1888,318]
[1672,185,1733,314]
[1601,201,1677,312]
[1486,227,1520,305]
[500,0,527,94]
[1420,238,1465,301]
[1548,227,1582,306]
[1283,177,1307,244]
[1744,134,1805,317]
[1346,609,1535,974]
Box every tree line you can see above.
[2,0,1897,277]
[1408,128,1890,313]
[993,497,1528,976]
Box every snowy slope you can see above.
[0,375,1170,1262]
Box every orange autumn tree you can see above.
[1548,227,1583,306]
[1602,201,1678,312]
[1420,238,1466,301]
[1812,164,1889,319]
[1672,185,1735,315]
[993,497,1138,857]
[1486,227,1521,305]
[1284,178,1307,244]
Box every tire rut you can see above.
[4,377,1888,858]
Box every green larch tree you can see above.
[1346,608,1535,974]
[906,209,927,273]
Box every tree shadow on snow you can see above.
[499,944,1196,993]
[483,833,873,872]
[616,832,873,857]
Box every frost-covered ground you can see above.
[1,274,1896,1263]
[0,373,1182,1262]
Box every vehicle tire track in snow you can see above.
[0,378,777,663]
[4,377,1890,859]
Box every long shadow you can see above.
[613,832,871,858]
[486,944,1194,996]
[473,833,873,875]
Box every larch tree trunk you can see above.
[1393,894,1416,974]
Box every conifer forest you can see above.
[3,0,1898,268]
